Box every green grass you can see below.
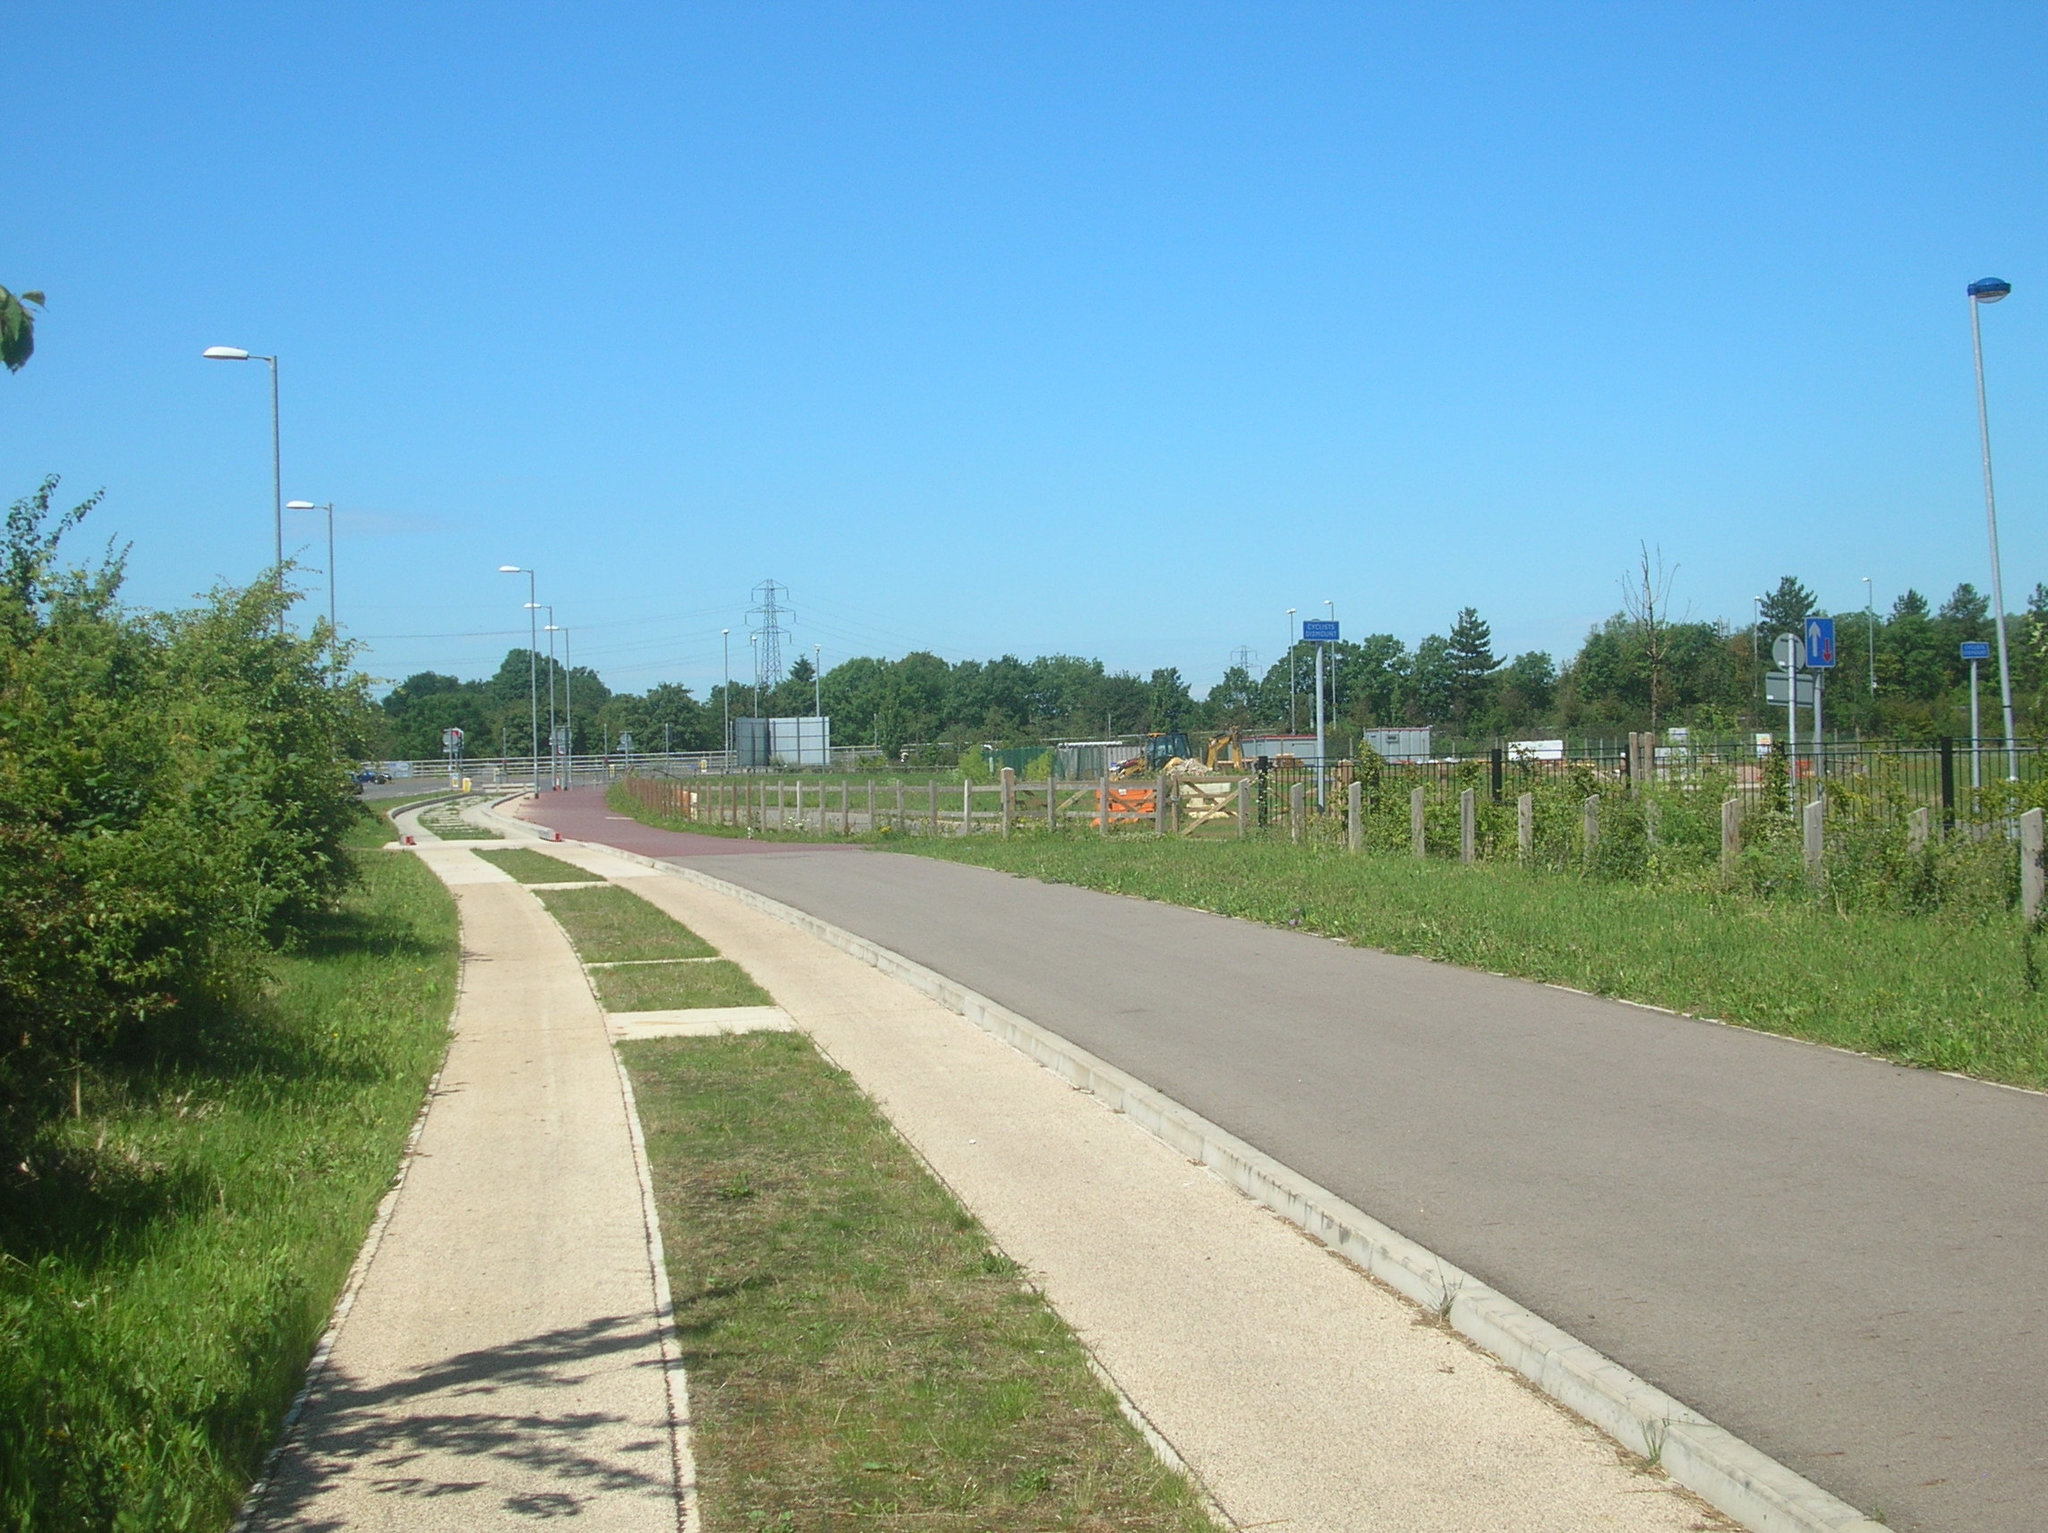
[471,846,601,884]
[0,821,460,1530]
[588,959,769,1013]
[533,883,717,963]
[902,835,2048,1090]
[621,1031,1218,1533]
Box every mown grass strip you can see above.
[472,846,603,884]
[621,1031,1218,1533]
[0,820,460,1530]
[903,835,2048,1089]
[591,959,768,1013]
[533,883,717,963]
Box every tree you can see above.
[1146,667,1194,731]
[1621,544,1679,729]
[1,286,46,373]
[1758,575,1817,637]
[1446,608,1497,723]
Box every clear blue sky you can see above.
[8,2,2043,699]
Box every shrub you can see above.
[0,479,374,1146]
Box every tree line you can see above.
[375,570,2048,761]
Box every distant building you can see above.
[1358,728,1433,762]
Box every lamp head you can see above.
[1969,278,2012,304]
[286,500,315,511]
[499,564,523,573]
[202,346,251,360]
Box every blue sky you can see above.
[8,3,2043,699]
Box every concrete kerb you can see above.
[473,803,1881,1533]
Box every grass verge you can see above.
[622,1031,1218,1532]
[472,846,603,884]
[534,883,717,963]
[0,817,460,1529]
[589,959,768,1013]
[901,835,2048,1089]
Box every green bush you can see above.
[0,478,374,1147]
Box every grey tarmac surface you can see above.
[523,789,2048,1533]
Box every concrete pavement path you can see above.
[522,788,2048,1533]
[242,843,687,1533]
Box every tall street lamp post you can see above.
[203,345,284,635]
[1286,608,1297,732]
[537,605,559,789]
[499,566,540,796]
[286,499,337,681]
[547,623,572,786]
[722,628,731,768]
[1861,577,1876,698]
[1967,277,2018,781]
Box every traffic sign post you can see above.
[1301,621,1338,808]
[1962,641,1991,790]
[1802,619,1835,785]
[1771,634,1802,811]
[442,726,465,786]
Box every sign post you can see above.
[1804,619,1836,784]
[441,726,465,786]
[1302,619,1340,809]
[1962,640,1991,790]
[1772,635,1802,812]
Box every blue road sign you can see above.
[1961,641,1992,661]
[1804,617,1836,669]
[1302,619,1340,642]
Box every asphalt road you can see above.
[529,790,2048,1533]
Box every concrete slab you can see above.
[242,860,688,1532]
[606,1006,796,1041]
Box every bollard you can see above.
[1411,786,1426,859]
[1907,806,1930,856]
[1001,767,1015,838]
[1155,774,1170,835]
[1517,792,1534,860]
[2023,808,2045,926]
[895,779,905,833]
[1721,797,1742,881]
[929,778,939,836]
[1347,779,1363,853]
[1582,796,1599,863]
[794,778,804,831]
[1460,787,1476,864]
[866,778,875,834]
[1803,796,1825,881]
[1237,778,1250,839]
[1289,782,1306,843]
[1046,774,1058,831]
[961,778,972,836]
[1099,771,1111,837]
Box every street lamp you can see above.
[286,500,336,682]
[1286,608,1298,732]
[203,345,284,634]
[813,643,822,717]
[536,604,559,789]
[722,628,731,769]
[546,622,572,786]
[1861,577,1876,697]
[1967,277,2018,780]
[499,566,540,797]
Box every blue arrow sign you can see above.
[1301,619,1340,643]
[1961,640,1991,661]
[1804,617,1836,669]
